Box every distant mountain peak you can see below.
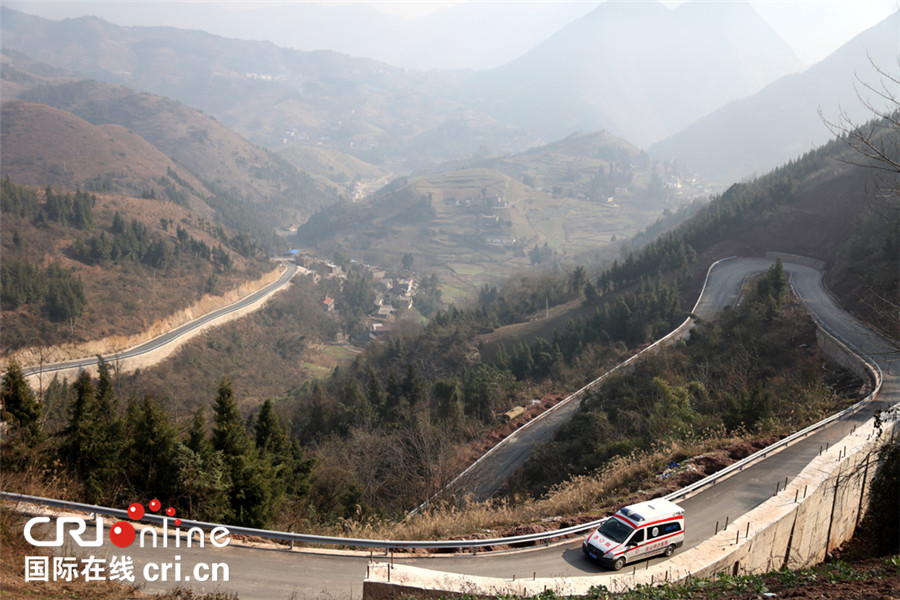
[648,10,900,183]
[468,0,803,147]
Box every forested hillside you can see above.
[0,260,864,531]
[0,178,271,352]
[120,113,896,523]
[1,33,896,538]
[514,261,859,496]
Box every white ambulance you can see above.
[582,498,685,570]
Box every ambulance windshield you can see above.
[597,517,634,544]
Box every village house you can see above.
[395,277,415,297]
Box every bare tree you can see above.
[819,57,899,343]
[820,56,900,203]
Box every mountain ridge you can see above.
[0,7,538,170]
[1,51,342,243]
[0,100,210,207]
[463,0,804,147]
[648,10,900,182]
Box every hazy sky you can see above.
[7,0,898,66]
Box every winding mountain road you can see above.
[21,263,299,380]
[62,257,896,600]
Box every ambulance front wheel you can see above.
[613,557,626,571]
[664,544,676,558]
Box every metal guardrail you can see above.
[1,258,887,555]
[0,491,604,550]
[666,264,885,502]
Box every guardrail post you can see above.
[724,516,729,530]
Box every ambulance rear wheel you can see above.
[613,557,626,571]
[664,544,676,557]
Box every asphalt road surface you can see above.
[437,256,805,504]
[22,263,298,378]
[27,258,899,599]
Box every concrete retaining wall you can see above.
[364,257,889,599]
[817,329,872,383]
[363,419,896,599]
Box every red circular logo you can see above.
[127,503,145,520]
[109,521,136,548]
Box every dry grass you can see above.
[326,432,745,544]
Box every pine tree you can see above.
[126,395,177,497]
[212,378,249,459]
[338,379,371,428]
[187,407,213,458]
[1,361,42,443]
[60,370,122,502]
[433,379,463,430]
[173,407,228,521]
[210,378,276,527]
[172,442,229,522]
[402,364,425,408]
[111,210,125,234]
[365,368,385,415]
[255,399,287,456]
[583,280,598,304]
[383,372,405,424]
[254,398,315,519]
